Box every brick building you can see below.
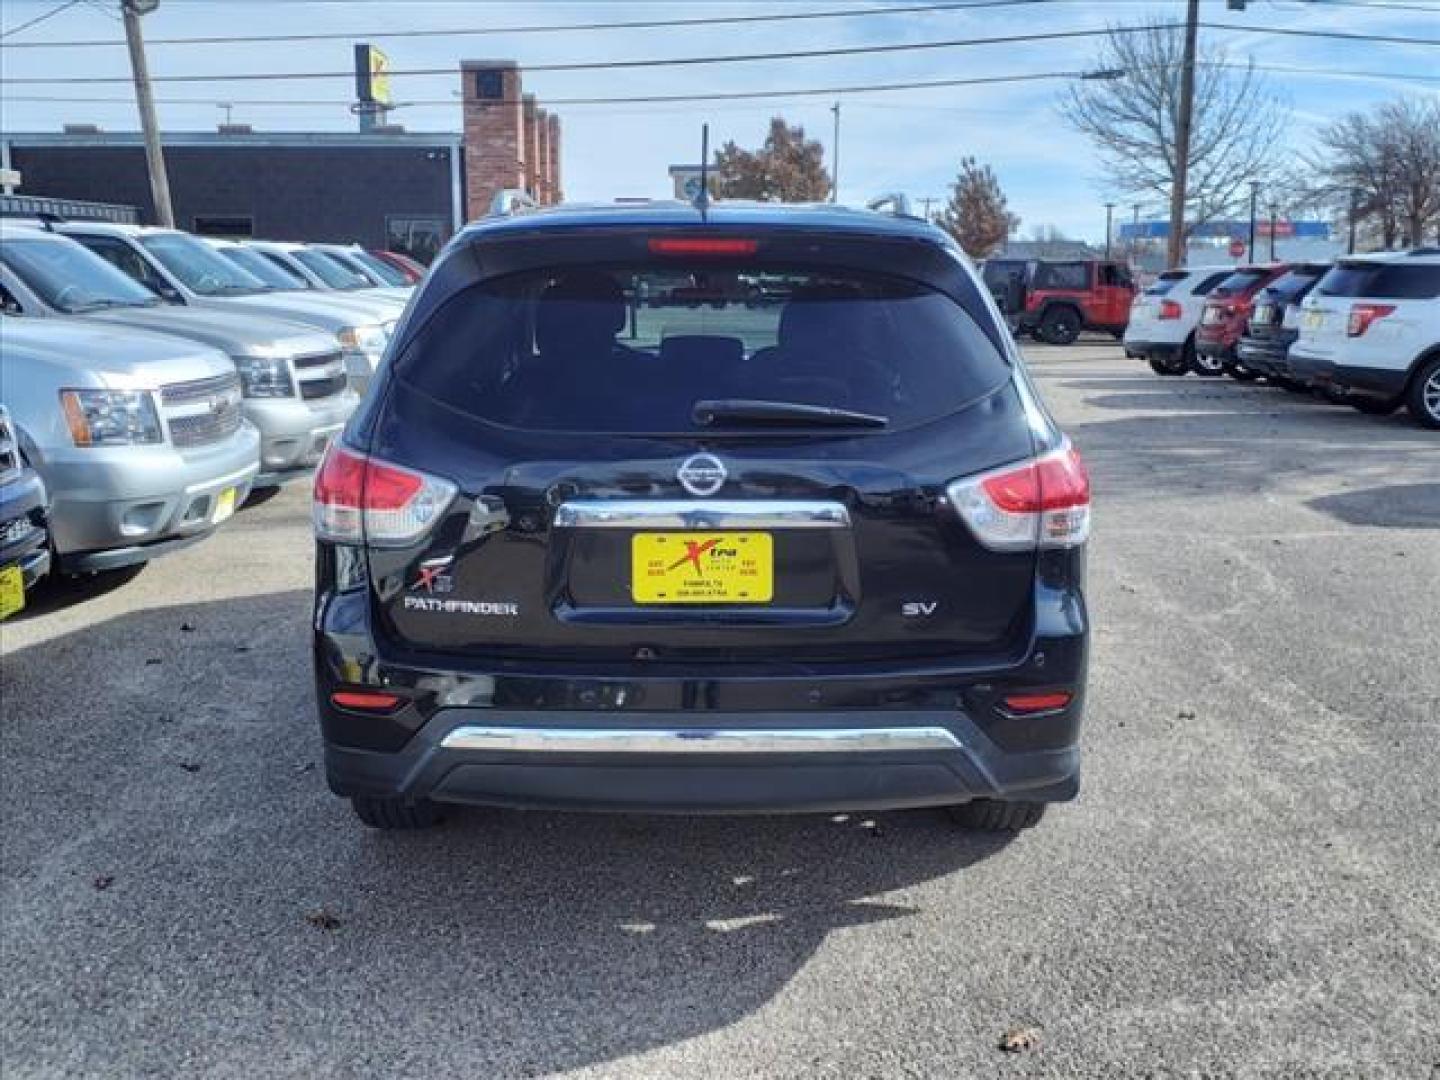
[1,60,562,263]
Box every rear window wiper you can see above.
[693,399,888,429]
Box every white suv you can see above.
[1124,265,1234,376]
[1290,252,1440,428]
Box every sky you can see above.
[1,0,1438,241]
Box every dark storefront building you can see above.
[5,130,463,264]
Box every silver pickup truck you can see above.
[0,224,356,487]
[0,318,259,573]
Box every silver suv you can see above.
[0,318,259,572]
[0,224,356,486]
[54,223,393,393]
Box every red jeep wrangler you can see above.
[1016,259,1137,345]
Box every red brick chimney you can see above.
[535,108,552,204]
[545,112,563,204]
[521,93,542,199]
[461,60,525,220]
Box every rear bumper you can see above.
[1287,349,1408,400]
[324,709,1081,814]
[1235,336,1291,377]
[1195,335,1238,359]
[1125,339,1184,360]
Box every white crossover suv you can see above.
[1124,265,1234,376]
[1290,252,1440,428]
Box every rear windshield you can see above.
[397,265,1011,434]
[1261,267,1327,301]
[1145,270,1188,296]
[1211,269,1270,296]
[1316,261,1440,300]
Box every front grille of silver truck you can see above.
[293,350,349,402]
[161,372,245,449]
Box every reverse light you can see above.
[647,238,758,256]
[1158,300,1183,320]
[313,443,457,546]
[1002,692,1073,714]
[1347,303,1395,337]
[947,442,1091,552]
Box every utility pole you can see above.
[830,102,840,203]
[1104,202,1115,259]
[1348,187,1359,254]
[1166,0,1199,269]
[1268,202,1278,261]
[1247,180,1260,260]
[121,0,174,227]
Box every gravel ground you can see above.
[2,343,1437,1079]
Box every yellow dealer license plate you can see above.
[0,565,24,621]
[212,487,237,525]
[631,532,773,604]
[1303,309,1324,330]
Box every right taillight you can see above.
[313,443,456,546]
[1158,300,1182,320]
[947,441,1091,552]
[1347,303,1395,337]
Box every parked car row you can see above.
[0,220,421,616]
[1124,251,1440,429]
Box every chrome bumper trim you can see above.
[438,725,961,754]
[553,499,850,530]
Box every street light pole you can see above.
[830,102,840,204]
[1104,202,1115,259]
[120,0,174,228]
[1166,0,1200,268]
[1268,202,1278,261]
[1247,180,1260,260]
[1348,187,1359,254]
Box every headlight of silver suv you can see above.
[235,354,295,398]
[60,389,163,446]
[337,324,388,357]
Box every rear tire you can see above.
[1223,361,1259,382]
[947,799,1047,832]
[1149,356,1184,377]
[351,796,443,830]
[1039,307,1081,346]
[1405,355,1440,429]
[1190,350,1226,377]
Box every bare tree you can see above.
[712,118,831,202]
[934,157,1020,258]
[1060,22,1288,238]
[1304,98,1440,250]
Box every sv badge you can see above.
[901,601,939,617]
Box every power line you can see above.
[3,18,1434,87]
[0,0,82,40]
[0,24,1182,84]
[0,0,1061,49]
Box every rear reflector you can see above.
[648,238,758,256]
[947,441,1091,552]
[1347,303,1395,337]
[330,690,403,712]
[313,443,457,547]
[1002,692,1073,714]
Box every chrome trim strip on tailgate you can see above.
[553,499,850,530]
[439,725,960,754]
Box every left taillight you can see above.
[1158,300,1183,320]
[313,443,457,547]
[1347,303,1395,337]
[947,441,1091,552]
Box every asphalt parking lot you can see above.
[2,342,1437,1079]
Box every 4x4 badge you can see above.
[676,453,727,497]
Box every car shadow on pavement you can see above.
[0,590,1013,1078]
[1307,483,1440,529]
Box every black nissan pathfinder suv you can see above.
[311,202,1092,832]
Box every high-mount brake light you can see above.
[1158,300,1183,320]
[313,443,457,546]
[946,442,1091,552]
[648,238,758,256]
[1347,303,1395,337]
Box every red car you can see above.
[366,249,426,284]
[1194,265,1288,378]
